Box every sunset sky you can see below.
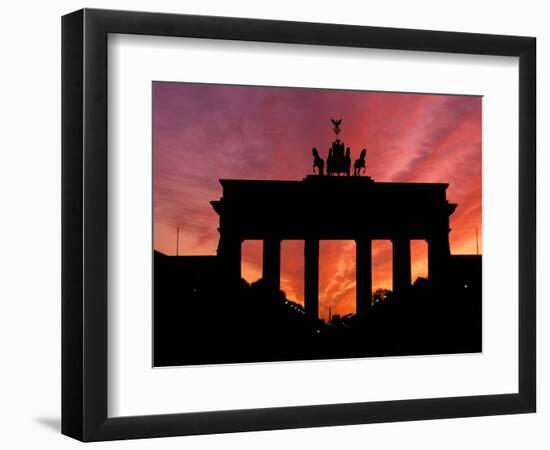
[153,82,482,320]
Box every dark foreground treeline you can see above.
[154,254,481,367]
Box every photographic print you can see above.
[153,82,482,367]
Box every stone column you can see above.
[355,238,372,316]
[392,238,411,294]
[217,234,242,284]
[304,238,319,320]
[427,233,451,281]
[262,238,281,293]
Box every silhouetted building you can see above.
[211,176,457,320]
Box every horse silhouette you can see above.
[312,147,325,176]
[354,148,367,176]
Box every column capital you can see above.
[391,236,410,243]
[355,237,372,243]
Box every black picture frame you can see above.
[62,8,536,442]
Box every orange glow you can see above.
[241,240,262,284]
[280,241,304,306]
[319,241,356,321]
[411,240,428,282]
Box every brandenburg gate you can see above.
[211,176,457,320]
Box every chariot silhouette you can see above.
[312,119,367,177]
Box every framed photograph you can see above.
[62,8,536,441]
